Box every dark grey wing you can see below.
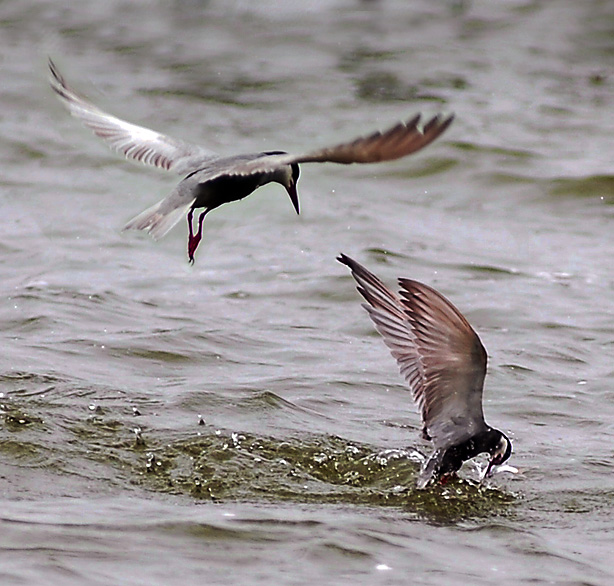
[295,113,454,164]
[48,59,218,175]
[396,278,488,448]
[338,254,487,450]
[338,253,424,399]
[221,113,453,176]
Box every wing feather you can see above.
[216,113,453,177]
[338,254,488,450]
[48,58,218,175]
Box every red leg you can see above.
[187,209,208,264]
[187,208,198,265]
[439,472,458,486]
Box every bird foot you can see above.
[187,233,201,265]
[186,208,207,265]
[438,472,458,486]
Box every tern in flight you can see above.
[49,59,453,264]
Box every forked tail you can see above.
[123,198,192,240]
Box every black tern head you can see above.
[48,59,453,264]
[259,151,300,215]
[337,254,512,489]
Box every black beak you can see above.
[286,183,300,215]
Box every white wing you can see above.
[49,58,218,175]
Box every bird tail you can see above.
[123,198,192,240]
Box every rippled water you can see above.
[1,1,614,584]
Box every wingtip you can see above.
[405,113,421,128]
[337,255,379,292]
[338,253,386,282]
[337,252,357,270]
[422,112,455,135]
[47,56,62,84]
[47,56,71,101]
[439,112,455,131]
[405,111,454,134]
